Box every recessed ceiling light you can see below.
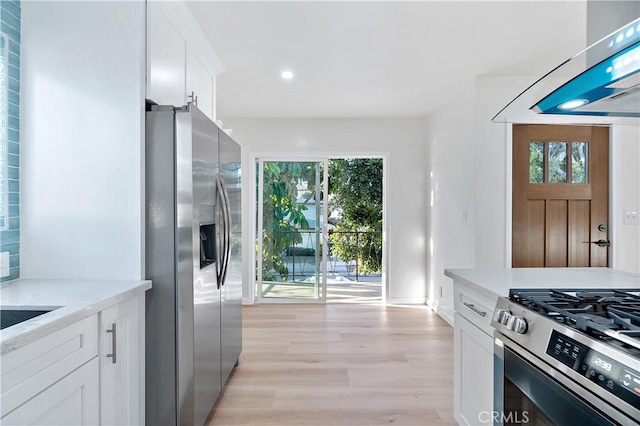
[281,71,294,80]
[559,99,588,110]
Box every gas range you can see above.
[508,289,640,356]
[492,288,640,425]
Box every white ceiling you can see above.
[186,1,587,120]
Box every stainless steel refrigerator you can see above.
[145,103,242,426]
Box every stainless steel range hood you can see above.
[493,17,640,125]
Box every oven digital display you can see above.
[588,355,614,373]
[583,349,620,383]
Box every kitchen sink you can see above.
[0,308,59,330]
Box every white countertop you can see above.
[0,279,152,354]
[445,268,640,301]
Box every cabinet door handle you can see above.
[106,323,117,364]
[463,302,487,317]
[188,91,198,107]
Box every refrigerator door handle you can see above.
[216,176,231,288]
[216,176,226,289]
[220,177,232,286]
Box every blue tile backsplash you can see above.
[0,0,20,282]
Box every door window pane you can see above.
[548,142,568,183]
[571,142,588,183]
[259,161,325,300]
[529,142,544,183]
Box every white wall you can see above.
[612,125,640,273]
[425,86,477,325]
[21,1,146,279]
[475,76,541,269]
[224,118,429,304]
[425,78,524,324]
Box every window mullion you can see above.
[544,142,549,183]
[567,142,573,183]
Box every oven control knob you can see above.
[506,315,528,334]
[495,309,511,325]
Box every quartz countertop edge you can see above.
[1,279,152,355]
[445,268,640,301]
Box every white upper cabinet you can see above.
[146,1,223,121]
[147,3,187,108]
[186,49,215,120]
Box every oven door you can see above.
[494,334,621,426]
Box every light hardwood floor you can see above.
[207,304,455,425]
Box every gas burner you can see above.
[577,313,612,325]
[509,288,640,353]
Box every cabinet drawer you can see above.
[454,285,496,336]
[1,357,99,425]
[1,315,98,415]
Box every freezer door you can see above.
[219,129,243,385]
[187,105,222,426]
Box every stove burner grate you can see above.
[509,288,640,351]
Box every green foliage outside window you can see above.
[571,142,587,183]
[260,161,316,282]
[259,158,384,281]
[529,142,587,184]
[328,158,383,274]
[549,142,567,183]
[529,142,544,183]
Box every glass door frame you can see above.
[256,157,329,303]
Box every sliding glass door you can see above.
[257,159,329,302]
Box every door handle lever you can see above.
[590,239,611,248]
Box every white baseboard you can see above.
[244,297,434,308]
[431,305,454,326]
[387,298,429,305]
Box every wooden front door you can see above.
[512,124,609,267]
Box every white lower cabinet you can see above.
[454,312,494,425]
[2,358,100,426]
[99,293,145,425]
[1,294,145,425]
[1,315,99,424]
[453,281,497,426]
